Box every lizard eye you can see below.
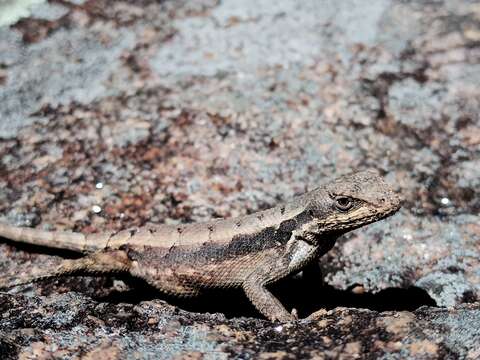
[335,196,353,211]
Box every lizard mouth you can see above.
[304,203,402,240]
[354,203,401,227]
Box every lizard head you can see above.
[297,170,401,240]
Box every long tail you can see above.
[0,222,110,253]
[0,264,72,289]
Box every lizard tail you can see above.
[0,222,108,253]
[0,250,131,289]
[0,271,66,290]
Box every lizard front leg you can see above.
[243,277,295,322]
[242,239,320,322]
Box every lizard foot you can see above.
[291,308,298,320]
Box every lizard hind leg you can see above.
[0,249,131,289]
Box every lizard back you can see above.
[0,191,311,254]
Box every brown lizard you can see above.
[0,170,401,322]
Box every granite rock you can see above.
[0,0,479,358]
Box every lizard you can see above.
[0,170,401,322]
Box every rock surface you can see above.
[0,0,479,358]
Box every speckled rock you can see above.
[1,293,480,359]
[0,0,479,358]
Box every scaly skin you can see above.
[0,170,401,321]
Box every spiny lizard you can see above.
[0,170,401,321]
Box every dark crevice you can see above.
[274,281,437,318]
[92,275,437,320]
[0,339,18,360]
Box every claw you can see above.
[291,308,298,319]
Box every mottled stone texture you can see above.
[0,0,479,358]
